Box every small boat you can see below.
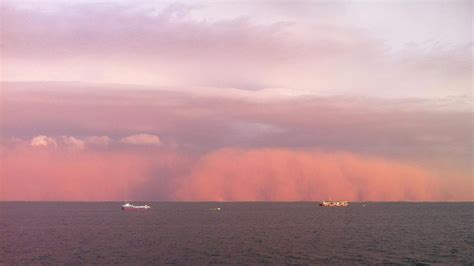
[122,202,151,211]
[319,200,348,207]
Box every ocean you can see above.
[1,202,472,264]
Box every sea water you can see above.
[1,202,472,264]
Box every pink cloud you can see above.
[0,1,470,202]
[1,85,471,201]
[0,145,187,201]
[1,144,470,201]
[61,136,85,149]
[176,148,470,201]
[30,135,57,147]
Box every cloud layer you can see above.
[176,149,450,201]
[1,1,471,97]
[2,144,470,201]
[1,146,174,201]
[9,134,163,149]
[0,0,471,201]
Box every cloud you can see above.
[0,146,176,201]
[3,84,471,173]
[1,2,470,97]
[176,148,470,201]
[2,145,470,201]
[1,2,470,202]
[29,135,107,149]
[13,134,164,149]
[30,135,57,147]
[61,136,85,149]
[2,85,472,201]
[120,133,161,146]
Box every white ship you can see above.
[121,202,151,211]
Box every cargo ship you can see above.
[122,202,151,211]
[319,200,348,207]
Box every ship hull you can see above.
[319,201,348,207]
[122,207,150,211]
[121,203,151,211]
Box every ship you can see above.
[122,202,151,211]
[319,200,348,207]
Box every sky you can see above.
[0,0,472,201]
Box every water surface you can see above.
[1,202,472,264]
